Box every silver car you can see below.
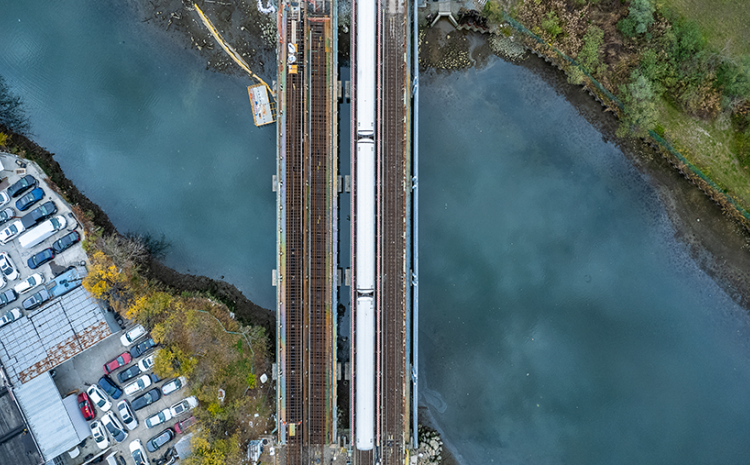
[117,400,138,431]
[101,411,128,443]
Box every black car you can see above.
[27,248,55,269]
[7,175,37,198]
[146,428,174,452]
[21,201,56,229]
[130,338,157,358]
[0,289,18,309]
[52,231,81,254]
[98,375,123,400]
[0,208,14,226]
[131,389,161,411]
[22,288,49,311]
[117,364,142,384]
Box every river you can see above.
[2,2,750,464]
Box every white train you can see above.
[355,0,376,451]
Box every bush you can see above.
[578,25,605,76]
[617,70,658,138]
[542,11,563,40]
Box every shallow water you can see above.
[3,3,750,463]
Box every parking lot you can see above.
[0,153,88,316]
[53,322,193,464]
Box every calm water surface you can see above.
[3,3,750,463]
[0,0,276,307]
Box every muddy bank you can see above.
[420,22,750,312]
[125,0,277,79]
[418,407,462,465]
[0,125,276,341]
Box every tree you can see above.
[617,70,658,138]
[618,0,655,37]
[0,76,30,135]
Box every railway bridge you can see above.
[275,0,419,461]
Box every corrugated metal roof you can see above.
[14,372,79,462]
[0,286,111,384]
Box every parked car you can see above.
[0,220,24,244]
[117,400,138,431]
[161,376,187,396]
[18,215,66,249]
[0,307,21,329]
[137,353,156,372]
[90,420,109,450]
[27,248,55,269]
[145,408,173,429]
[0,208,14,226]
[174,416,197,434]
[21,201,56,228]
[98,375,123,400]
[146,428,174,452]
[124,374,152,397]
[52,230,81,254]
[7,175,37,198]
[130,338,157,358]
[120,325,146,346]
[117,364,142,384]
[104,352,133,374]
[86,384,112,412]
[13,273,44,294]
[0,289,18,309]
[101,411,128,443]
[0,192,9,207]
[22,288,49,311]
[15,187,44,211]
[0,252,19,281]
[77,392,96,421]
[131,388,161,411]
[169,396,198,417]
[129,439,148,465]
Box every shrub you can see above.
[577,25,605,75]
[542,11,563,40]
[617,70,658,138]
[618,0,655,36]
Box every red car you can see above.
[103,352,133,374]
[174,416,197,434]
[77,392,95,420]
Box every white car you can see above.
[169,396,198,417]
[123,374,151,397]
[86,384,112,412]
[129,439,148,465]
[14,273,44,294]
[117,399,138,431]
[90,420,109,450]
[0,252,18,281]
[0,307,22,328]
[144,408,172,429]
[101,411,128,443]
[137,353,156,372]
[0,220,24,244]
[160,376,187,396]
[120,325,146,346]
[0,192,9,208]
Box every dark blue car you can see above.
[52,231,80,254]
[15,187,44,211]
[7,175,37,198]
[98,375,123,399]
[27,248,55,269]
[129,338,157,358]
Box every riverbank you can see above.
[0,128,276,341]
[419,20,750,315]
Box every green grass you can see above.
[657,97,750,206]
[659,0,750,59]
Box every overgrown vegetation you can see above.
[482,0,750,210]
[82,223,272,465]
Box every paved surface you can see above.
[0,152,88,315]
[53,324,192,464]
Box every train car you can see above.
[356,0,375,137]
[355,140,376,293]
[355,295,375,451]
